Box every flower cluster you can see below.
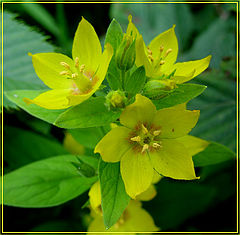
[25,15,211,233]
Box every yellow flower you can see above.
[95,94,206,198]
[87,181,159,234]
[127,15,211,85]
[24,18,113,109]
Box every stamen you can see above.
[152,143,161,148]
[160,46,164,52]
[147,46,152,55]
[141,124,148,134]
[159,60,165,65]
[72,73,78,79]
[60,71,70,76]
[153,130,161,136]
[147,55,154,62]
[130,136,141,142]
[75,57,79,68]
[164,48,172,58]
[60,62,70,69]
[79,64,85,73]
[141,144,149,153]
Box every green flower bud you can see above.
[115,34,136,71]
[106,90,127,110]
[143,79,176,99]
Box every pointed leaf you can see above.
[3,155,97,208]
[99,159,130,229]
[55,97,121,129]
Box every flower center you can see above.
[59,57,97,94]
[129,123,162,153]
[147,45,173,74]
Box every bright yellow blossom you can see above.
[87,181,159,234]
[127,15,211,87]
[95,94,207,198]
[24,17,113,109]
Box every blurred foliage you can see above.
[2,1,237,233]
[3,12,53,108]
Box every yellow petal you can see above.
[136,185,157,201]
[152,106,200,139]
[68,43,113,107]
[176,135,209,156]
[126,15,141,40]
[149,25,178,72]
[120,94,156,129]
[72,17,102,72]
[24,89,71,109]
[150,139,199,180]
[123,201,159,232]
[94,126,131,163]
[172,55,212,84]
[152,171,163,184]
[120,148,154,199]
[89,181,102,215]
[91,43,113,92]
[87,201,159,234]
[135,35,152,77]
[63,132,85,155]
[87,214,107,234]
[30,53,74,89]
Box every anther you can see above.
[164,48,172,58]
[79,64,85,73]
[153,130,161,136]
[60,62,70,69]
[130,136,141,142]
[159,60,165,65]
[152,143,161,148]
[147,55,154,62]
[141,124,148,134]
[75,57,79,68]
[160,46,164,52]
[60,71,70,76]
[141,144,149,153]
[147,46,152,55]
[71,73,78,79]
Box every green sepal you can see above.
[105,19,124,90]
[125,66,146,96]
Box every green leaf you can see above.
[3,155,97,208]
[105,18,123,52]
[69,126,110,149]
[110,4,194,49]
[55,97,121,129]
[125,66,146,96]
[183,17,236,68]
[3,12,54,108]
[71,156,96,178]
[20,3,60,38]
[4,126,67,172]
[99,160,130,229]
[153,83,206,110]
[104,19,123,91]
[188,63,236,151]
[5,90,65,124]
[193,142,235,167]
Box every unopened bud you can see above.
[143,79,177,99]
[115,34,136,71]
[106,90,127,110]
